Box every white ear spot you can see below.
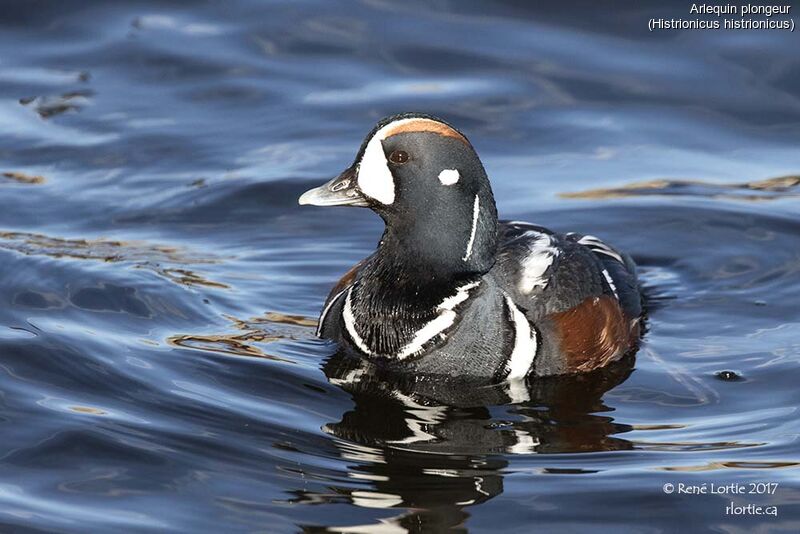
[438,169,460,186]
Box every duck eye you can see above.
[388,150,409,164]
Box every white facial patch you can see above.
[357,136,395,205]
[437,168,460,185]
[356,117,422,205]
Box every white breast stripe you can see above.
[317,286,348,336]
[578,235,624,264]
[437,168,460,185]
[437,280,481,310]
[462,195,480,261]
[396,312,456,359]
[344,281,481,359]
[518,231,560,293]
[601,268,619,299]
[504,295,537,380]
[343,288,375,355]
[396,281,481,359]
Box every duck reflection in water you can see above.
[292,352,636,532]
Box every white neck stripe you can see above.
[462,194,480,261]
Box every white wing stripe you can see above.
[593,247,625,263]
[578,235,624,264]
[601,268,619,299]
[518,231,559,293]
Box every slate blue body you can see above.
[300,113,643,380]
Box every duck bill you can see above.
[298,166,369,207]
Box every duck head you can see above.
[299,113,499,275]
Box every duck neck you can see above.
[381,185,500,275]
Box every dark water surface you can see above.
[1,1,800,532]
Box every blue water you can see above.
[1,1,799,531]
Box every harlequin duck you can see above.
[299,113,642,381]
